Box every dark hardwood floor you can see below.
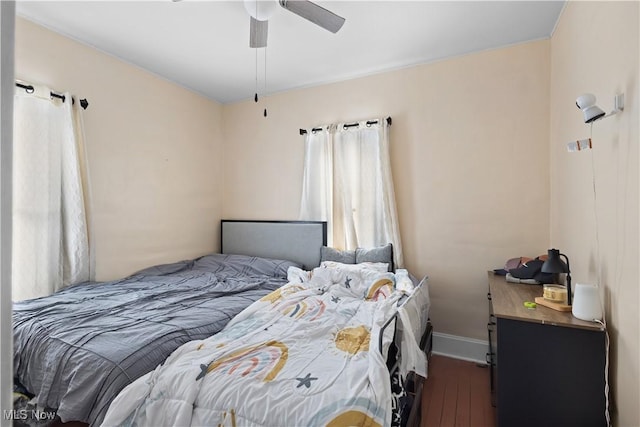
[51,354,494,427]
[421,355,496,427]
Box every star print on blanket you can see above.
[296,373,318,388]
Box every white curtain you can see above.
[12,85,91,301]
[299,126,334,242]
[299,118,404,267]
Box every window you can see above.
[12,86,91,300]
[299,118,403,267]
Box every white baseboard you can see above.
[431,332,489,364]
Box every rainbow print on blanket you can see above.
[201,340,288,382]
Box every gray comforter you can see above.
[13,253,298,426]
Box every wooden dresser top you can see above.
[488,271,604,331]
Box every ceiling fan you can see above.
[245,0,346,48]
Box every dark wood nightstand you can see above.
[487,271,607,427]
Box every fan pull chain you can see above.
[254,0,259,104]
[263,45,268,117]
[254,45,258,103]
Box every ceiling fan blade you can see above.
[249,17,268,48]
[279,0,345,33]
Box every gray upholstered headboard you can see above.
[221,220,327,270]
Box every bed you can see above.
[12,220,327,426]
[101,257,431,426]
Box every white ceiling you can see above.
[16,1,565,104]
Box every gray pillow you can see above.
[355,243,394,272]
[320,246,356,264]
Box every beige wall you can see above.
[15,18,225,281]
[14,5,639,425]
[550,2,639,426]
[223,40,551,341]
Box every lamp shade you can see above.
[541,249,568,274]
[583,105,606,123]
[541,248,572,306]
[244,0,278,21]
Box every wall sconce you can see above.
[576,93,605,123]
[567,93,624,152]
[576,93,624,123]
[541,248,572,306]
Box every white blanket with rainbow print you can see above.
[101,264,419,427]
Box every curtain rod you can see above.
[299,116,392,135]
[15,82,89,110]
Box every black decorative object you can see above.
[541,248,572,305]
